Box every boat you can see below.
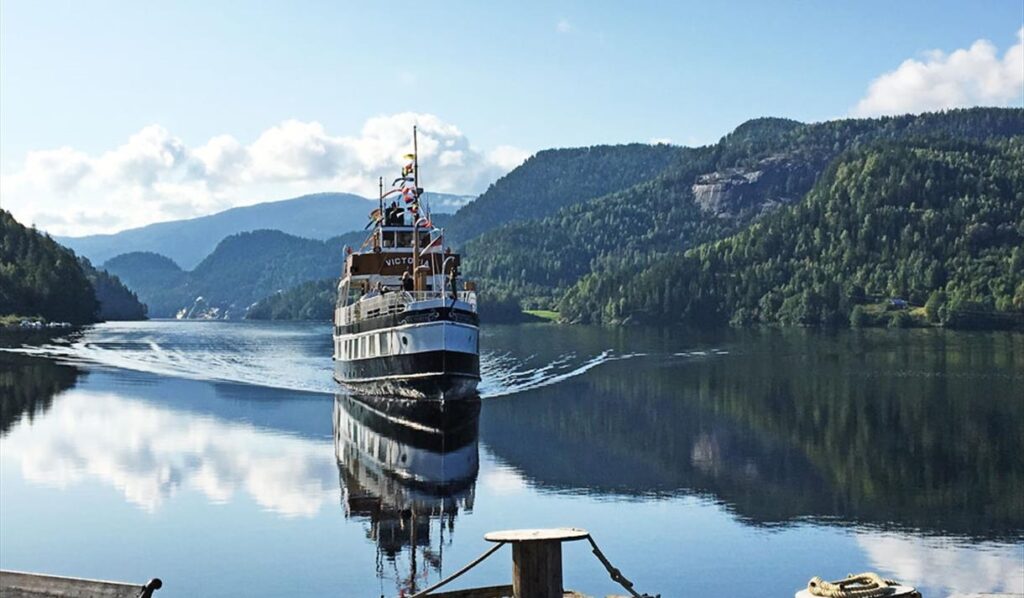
[333,127,480,400]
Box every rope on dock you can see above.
[807,572,910,597]
[402,532,659,597]
[585,535,659,598]
[406,541,507,598]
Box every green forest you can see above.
[445,144,683,245]
[104,229,368,318]
[560,138,1024,328]
[462,108,1024,329]
[1,210,146,324]
[247,278,337,320]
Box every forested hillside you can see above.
[463,108,1024,320]
[1,210,145,324]
[247,278,336,320]
[446,144,684,244]
[102,252,187,314]
[79,258,148,320]
[104,230,357,318]
[560,138,1024,327]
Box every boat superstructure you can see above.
[333,127,480,400]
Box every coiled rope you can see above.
[807,572,909,598]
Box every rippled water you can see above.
[6,320,629,398]
[1,322,1022,597]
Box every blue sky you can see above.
[2,1,1022,235]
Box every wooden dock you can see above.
[0,570,162,598]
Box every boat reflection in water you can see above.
[333,393,480,595]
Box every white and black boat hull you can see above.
[334,352,479,399]
[334,320,480,400]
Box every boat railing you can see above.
[404,290,478,308]
[339,290,477,325]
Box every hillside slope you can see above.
[103,230,352,318]
[1,210,145,323]
[463,108,1024,312]
[561,137,1024,327]
[79,258,148,320]
[445,144,684,245]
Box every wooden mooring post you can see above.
[483,527,590,598]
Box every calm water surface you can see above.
[1,321,1022,597]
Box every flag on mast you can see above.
[364,208,382,229]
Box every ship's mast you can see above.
[412,125,421,292]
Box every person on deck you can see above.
[386,202,404,226]
[448,268,459,300]
[401,271,414,292]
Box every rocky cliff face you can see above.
[692,155,817,220]
[175,296,233,320]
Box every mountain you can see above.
[444,144,685,245]
[561,137,1024,328]
[1,210,145,324]
[79,258,148,320]
[101,252,187,317]
[101,216,432,320]
[58,191,468,270]
[462,108,1024,318]
[102,230,355,318]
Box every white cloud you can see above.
[556,18,573,34]
[0,112,528,236]
[856,531,1024,597]
[853,28,1024,116]
[487,145,532,171]
[20,146,93,192]
[4,391,338,516]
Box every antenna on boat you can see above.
[412,126,421,291]
[378,176,384,245]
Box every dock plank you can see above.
[0,570,161,598]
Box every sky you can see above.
[1,0,1022,237]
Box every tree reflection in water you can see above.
[0,352,81,434]
[481,329,1024,541]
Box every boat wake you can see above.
[5,328,338,394]
[2,322,629,399]
[478,349,636,398]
